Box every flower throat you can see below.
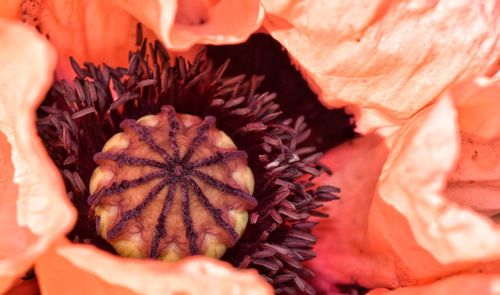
[36,25,344,295]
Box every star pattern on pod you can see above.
[88,106,257,260]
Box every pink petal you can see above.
[0,19,76,292]
[368,274,500,295]
[262,0,500,132]
[36,238,273,295]
[114,0,264,51]
[307,132,395,290]
[4,279,39,295]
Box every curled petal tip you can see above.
[115,0,264,51]
[36,239,273,295]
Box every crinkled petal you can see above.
[369,93,500,287]
[445,77,500,217]
[262,0,500,132]
[114,0,264,51]
[307,133,395,290]
[0,20,76,293]
[3,0,146,79]
[368,274,500,295]
[36,238,273,295]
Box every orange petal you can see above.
[262,0,500,132]
[0,20,76,293]
[368,274,500,295]
[11,0,146,78]
[307,133,395,290]
[445,77,500,217]
[36,238,273,295]
[0,0,22,19]
[114,0,264,51]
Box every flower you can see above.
[2,0,500,294]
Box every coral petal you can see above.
[0,0,22,19]
[262,0,500,132]
[114,0,264,51]
[0,20,76,292]
[368,274,500,295]
[18,0,144,77]
[36,238,273,295]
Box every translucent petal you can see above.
[114,0,264,51]
[0,19,76,293]
[36,238,273,295]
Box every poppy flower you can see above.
[1,1,345,294]
[1,1,500,295]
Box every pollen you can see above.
[88,105,257,261]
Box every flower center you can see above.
[173,164,184,177]
[35,29,348,293]
[88,106,256,261]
